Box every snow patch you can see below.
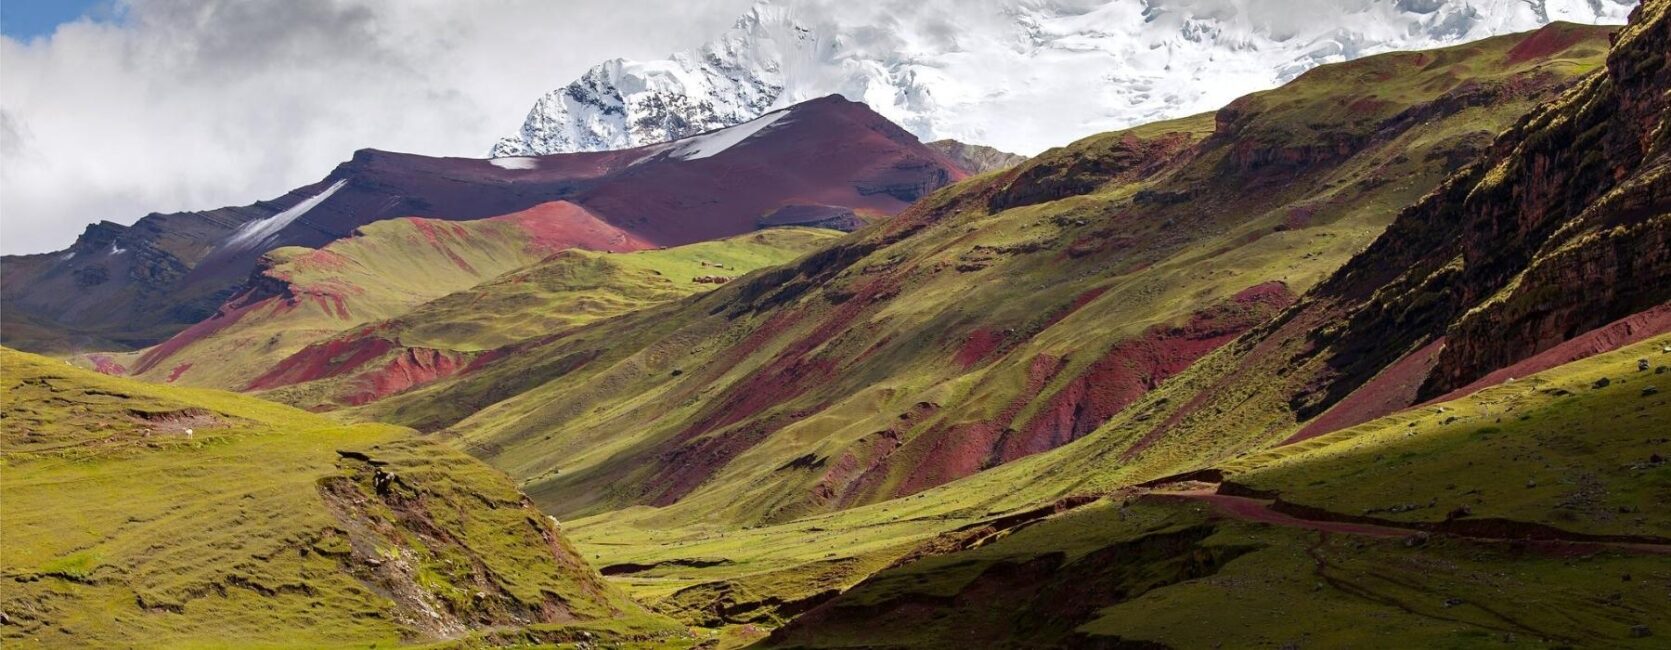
[494,0,1635,157]
[489,156,539,170]
[668,110,789,161]
[225,179,348,251]
[108,244,127,255]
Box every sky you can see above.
[1,0,109,40]
[0,0,755,254]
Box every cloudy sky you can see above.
[0,0,756,254]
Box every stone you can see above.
[1643,386,1660,396]
[1592,377,1611,389]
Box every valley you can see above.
[1,1,1666,648]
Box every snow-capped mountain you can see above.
[493,0,1635,157]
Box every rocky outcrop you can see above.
[758,204,866,232]
[926,140,1028,175]
[1286,1,1669,417]
[988,130,1200,212]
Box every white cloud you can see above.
[0,0,755,254]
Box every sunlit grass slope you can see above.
[0,348,683,648]
[353,24,1614,536]
[85,211,634,391]
[255,227,841,411]
[757,338,1671,648]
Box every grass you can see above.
[349,23,1615,532]
[300,26,1627,631]
[89,215,588,390]
[391,227,842,352]
[7,20,1645,647]
[0,347,682,647]
[1223,338,1671,539]
[753,343,1671,648]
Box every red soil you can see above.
[410,219,481,274]
[85,354,128,376]
[646,273,905,506]
[1287,304,1670,445]
[492,201,654,255]
[893,355,1069,497]
[130,291,271,375]
[1120,297,1333,462]
[1001,282,1295,463]
[1155,489,1409,539]
[955,328,1005,369]
[165,363,193,383]
[244,330,395,392]
[1504,23,1591,65]
[1345,96,1392,116]
[1281,206,1317,230]
[1284,337,1447,444]
[1427,304,1671,404]
[341,348,472,406]
[577,96,967,247]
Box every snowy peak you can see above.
[493,0,1635,157]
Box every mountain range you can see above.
[492,0,1638,157]
[2,1,1668,648]
[1,96,966,355]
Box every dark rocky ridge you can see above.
[1290,3,1668,417]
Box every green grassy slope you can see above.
[0,348,684,648]
[398,228,842,352]
[353,24,1613,534]
[85,211,636,391]
[547,11,1671,637]
[252,227,841,411]
[760,338,1671,649]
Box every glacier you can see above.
[492,0,1636,157]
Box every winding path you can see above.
[1146,485,1671,556]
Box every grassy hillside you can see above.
[85,205,650,391]
[0,348,685,648]
[535,9,1671,638]
[252,227,841,411]
[351,23,1614,534]
[760,338,1671,649]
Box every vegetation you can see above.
[350,23,1616,536]
[0,348,683,647]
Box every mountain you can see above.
[491,0,1636,158]
[229,228,837,410]
[353,22,1617,536]
[0,347,683,647]
[554,6,1669,639]
[79,209,650,391]
[925,140,1027,175]
[765,341,1671,649]
[1,96,967,355]
[765,4,1671,640]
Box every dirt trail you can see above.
[1147,486,1671,556]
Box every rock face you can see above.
[1292,0,1669,415]
[925,140,1028,175]
[492,0,1636,157]
[1,96,967,353]
[1108,3,1670,454]
[758,204,867,232]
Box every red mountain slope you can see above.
[1,96,966,353]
